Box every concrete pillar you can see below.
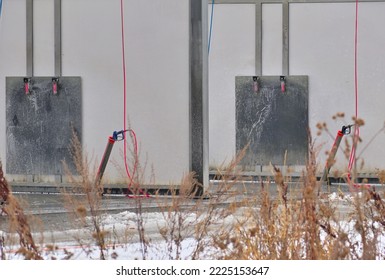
[189,0,209,195]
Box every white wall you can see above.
[208,4,255,168]
[262,3,282,75]
[34,0,54,76]
[208,2,385,174]
[290,2,385,172]
[1,1,385,185]
[1,0,190,185]
[0,0,26,173]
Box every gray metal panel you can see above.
[282,0,289,75]
[54,0,62,76]
[26,0,33,76]
[255,2,262,75]
[6,77,82,175]
[236,76,308,168]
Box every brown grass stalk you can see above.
[0,162,42,259]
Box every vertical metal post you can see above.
[189,0,209,195]
[26,0,33,77]
[54,0,62,77]
[282,0,289,75]
[255,1,262,76]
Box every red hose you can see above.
[120,1,148,197]
[348,0,360,184]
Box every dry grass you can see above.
[0,162,42,259]
[0,116,385,260]
[60,132,108,260]
[208,116,385,260]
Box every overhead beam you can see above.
[210,0,385,3]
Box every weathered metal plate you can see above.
[236,76,308,168]
[6,77,82,175]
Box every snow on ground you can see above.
[0,210,220,260]
[1,191,385,260]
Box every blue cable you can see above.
[0,0,3,18]
[208,0,214,54]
